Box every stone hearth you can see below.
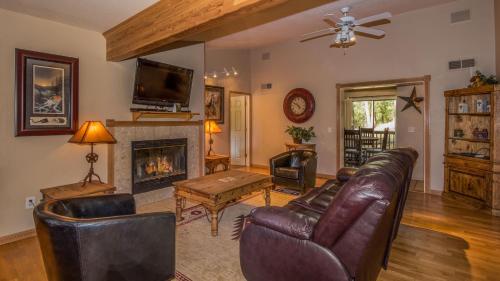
[107,120,203,206]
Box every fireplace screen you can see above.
[132,138,187,194]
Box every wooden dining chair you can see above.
[344,129,362,167]
[366,128,390,160]
[360,127,375,149]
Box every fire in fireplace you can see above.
[131,138,187,194]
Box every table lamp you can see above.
[68,121,117,186]
[205,120,222,156]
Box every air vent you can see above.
[448,60,461,70]
[461,58,475,68]
[262,52,271,60]
[261,83,272,90]
[448,58,476,70]
[451,10,470,24]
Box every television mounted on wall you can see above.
[133,58,193,107]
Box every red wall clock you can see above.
[283,88,315,123]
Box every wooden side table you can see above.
[285,143,316,151]
[205,154,230,175]
[40,181,116,201]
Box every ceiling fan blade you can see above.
[301,32,336,43]
[354,26,386,38]
[323,18,339,27]
[355,12,392,26]
[302,28,335,38]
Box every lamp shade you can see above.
[68,121,117,144]
[205,120,222,134]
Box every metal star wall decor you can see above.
[398,86,424,114]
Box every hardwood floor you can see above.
[1,179,499,280]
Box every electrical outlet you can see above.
[25,196,36,209]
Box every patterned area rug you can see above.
[138,190,297,281]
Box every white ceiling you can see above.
[0,0,454,48]
[0,0,158,32]
[207,0,456,49]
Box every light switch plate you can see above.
[408,127,416,133]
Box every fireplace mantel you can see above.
[107,119,204,205]
[106,119,203,128]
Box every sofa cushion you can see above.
[289,180,341,213]
[275,167,300,179]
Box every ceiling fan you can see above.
[301,6,392,48]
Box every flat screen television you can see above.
[133,58,194,107]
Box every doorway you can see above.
[229,91,251,166]
[336,76,431,192]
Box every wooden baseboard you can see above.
[250,164,268,169]
[317,173,336,180]
[428,190,443,196]
[0,229,36,246]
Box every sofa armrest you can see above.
[50,194,136,219]
[249,206,317,240]
[336,167,358,184]
[77,212,176,280]
[240,223,351,281]
[270,152,291,173]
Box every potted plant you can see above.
[285,126,316,144]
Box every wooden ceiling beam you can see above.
[103,0,336,61]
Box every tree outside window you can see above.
[352,99,395,130]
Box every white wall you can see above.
[0,9,205,237]
[250,0,496,190]
[205,49,251,156]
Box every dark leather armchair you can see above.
[241,148,418,281]
[270,150,317,193]
[33,194,176,281]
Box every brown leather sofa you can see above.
[240,148,418,281]
[33,194,176,281]
[270,150,317,194]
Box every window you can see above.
[351,99,396,130]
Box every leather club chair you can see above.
[33,194,176,281]
[241,148,418,281]
[270,150,317,193]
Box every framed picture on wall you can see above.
[205,85,224,124]
[15,49,79,136]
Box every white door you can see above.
[231,95,247,165]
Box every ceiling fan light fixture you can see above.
[349,31,356,42]
[334,33,342,44]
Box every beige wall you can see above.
[205,49,251,156]
[0,9,205,237]
[496,0,500,75]
[396,86,424,180]
[250,0,496,189]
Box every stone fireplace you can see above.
[132,138,187,194]
[107,120,203,205]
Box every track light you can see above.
[205,67,239,80]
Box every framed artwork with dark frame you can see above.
[205,85,224,124]
[15,49,79,136]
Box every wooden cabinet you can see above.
[444,85,499,215]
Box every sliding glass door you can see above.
[351,99,396,130]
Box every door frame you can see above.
[229,91,252,166]
[336,75,431,193]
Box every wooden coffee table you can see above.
[173,170,273,236]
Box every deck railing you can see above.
[373,130,396,149]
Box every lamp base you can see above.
[81,144,104,187]
[81,167,103,186]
